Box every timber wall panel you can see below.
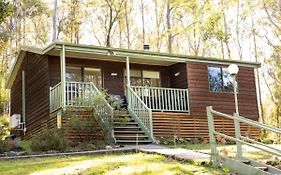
[25,53,50,131]
[10,67,23,116]
[169,63,188,88]
[152,112,260,139]
[186,62,259,118]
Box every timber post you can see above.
[206,106,218,167]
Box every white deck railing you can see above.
[131,86,190,112]
[128,86,155,142]
[50,82,62,112]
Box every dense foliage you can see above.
[30,129,68,152]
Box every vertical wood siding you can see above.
[152,112,260,139]
[187,62,258,118]
[25,53,50,131]
[10,61,24,116]
[169,63,188,88]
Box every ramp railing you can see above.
[207,106,281,174]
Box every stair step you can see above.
[114,122,138,125]
[115,135,148,138]
[116,140,152,143]
[114,130,145,134]
[114,126,140,129]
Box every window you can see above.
[143,71,160,87]
[66,66,102,88]
[84,68,102,88]
[66,66,82,82]
[125,70,160,87]
[208,66,234,92]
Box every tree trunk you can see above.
[221,0,231,59]
[166,0,172,54]
[141,0,146,45]
[52,0,58,42]
[252,17,265,124]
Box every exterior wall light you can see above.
[174,72,180,77]
[228,64,239,75]
[111,73,118,76]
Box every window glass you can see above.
[66,66,82,82]
[125,70,142,86]
[143,71,160,87]
[208,67,222,92]
[208,66,236,92]
[125,70,161,87]
[222,68,234,92]
[84,68,102,88]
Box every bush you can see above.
[0,140,16,154]
[0,115,10,139]
[30,129,68,152]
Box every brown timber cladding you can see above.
[152,112,260,139]
[187,62,259,118]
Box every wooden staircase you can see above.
[113,111,152,145]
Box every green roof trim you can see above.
[6,41,260,89]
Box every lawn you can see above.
[0,152,226,175]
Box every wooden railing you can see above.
[50,82,62,112]
[207,106,281,174]
[128,86,155,142]
[131,86,189,112]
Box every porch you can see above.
[48,44,190,144]
[50,82,190,113]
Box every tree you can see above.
[0,1,12,24]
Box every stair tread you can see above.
[114,126,141,129]
[114,130,145,133]
[116,140,152,143]
[114,122,138,124]
[115,135,148,138]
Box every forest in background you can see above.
[0,0,280,129]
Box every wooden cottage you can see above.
[6,42,260,144]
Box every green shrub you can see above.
[0,115,10,140]
[69,115,87,130]
[30,129,68,152]
[0,140,16,153]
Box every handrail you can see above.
[50,82,62,112]
[207,106,281,167]
[89,83,115,143]
[131,86,189,112]
[127,86,155,142]
[211,110,281,134]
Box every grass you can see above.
[0,152,226,175]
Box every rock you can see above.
[275,164,281,170]
[46,150,59,154]
[5,151,20,157]
[105,145,113,149]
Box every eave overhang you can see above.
[6,41,261,89]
